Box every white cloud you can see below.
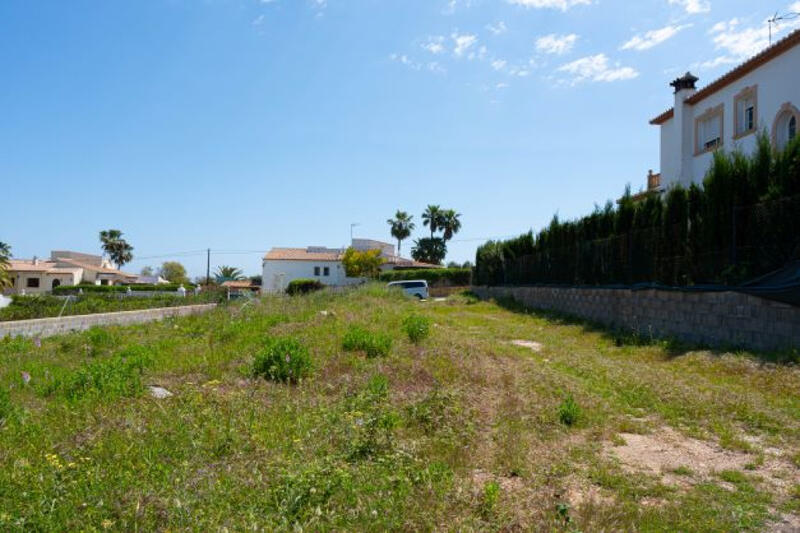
[557,53,639,84]
[508,0,591,10]
[390,53,421,70]
[620,24,691,51]
[451,32,478,56]
[422,36,446,55]
[491,59,508,71]
[668,0,710,15]
[487,21,508,35]
[707,13,800,63]
[535,33,578,54]
[252,14,265,25]
[496,82,509,89]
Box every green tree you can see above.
[214,265,245,283]
[441,209,462,241]
[99,229,134,270]
[387,210,415,254]
[0,241,11,289]
[422,205,445,239]
[342,248,385,278]
[140,266,154,276]
[411,238,447,265]
[159,261,189,284]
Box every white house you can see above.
[261,238,439,293]
[646,28,800,193]
[4,250,137,295]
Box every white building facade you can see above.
[261,239,440,293]
[648,29,800,192]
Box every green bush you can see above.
[286,279,324,296]
[403,314,431,344]
[61,345,154,400]
[53,283,195,295]
[558,394,580,426]
[342,326,392,358]
[379,268,471,286]
[253,337,312,384]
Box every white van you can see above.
[387,280,429,300]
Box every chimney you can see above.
[670,72,699,187]
[32,256,38,266]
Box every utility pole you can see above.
[206,248,211,287]
[350,223,360,242]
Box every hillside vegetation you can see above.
[0,286,798,531]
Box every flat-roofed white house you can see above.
[261,238,439,293]
[645,28,800,194]
[4,251,137,295]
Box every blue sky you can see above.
[2,0,799,277]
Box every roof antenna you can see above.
[768,10,800,45]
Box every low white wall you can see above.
[0,304,217,339]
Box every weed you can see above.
[345,374,399,460]
[0,387,11,424]
[558,394,581,426]
[481,481,500,516]
[62,345,153,400]
[342,326,392,358]
[403,314,432,344]
[671,466,694,476]
[253,337,312,384]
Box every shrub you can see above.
[253,337,312,384]
[342,326,392,358]
[62,345,153,400]
[403,314,431,344]
[286,279,324,296]
[52,283,195,295]
[558,394,580,426]
[379,268,471,286]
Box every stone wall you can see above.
[0,304,217,339]
[473,286,800,352]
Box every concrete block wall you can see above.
[473,286,800,352]
[0,304,217,339]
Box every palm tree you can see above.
[387,210,415,254]
[99,229,134,270]
[422,205,444,239]
[0,241,11,289]
[441,209,462,241]
[214,265,244,283]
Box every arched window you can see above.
[773,103,800,151]
[52,279,61,289]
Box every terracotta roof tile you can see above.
[264,248,343,261]
[650,28,800,125]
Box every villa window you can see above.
[314,266,321,276]
[773,103,800,151]
[26,278,40,288]
[323,267,330,276]
[695,104,724,155]
[734,86,757,139]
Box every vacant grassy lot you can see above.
[0,286,798,531]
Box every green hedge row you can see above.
[52,283,195,295]
[475,133,800,287]
[378,268,471,286]
[286,279,324,295]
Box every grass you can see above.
[0,293,219,322]
[0,285,798,531]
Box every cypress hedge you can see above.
[475,133,800,287]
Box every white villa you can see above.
[4,251,138,295]
[645,28,800,194]
[261,238,438,293]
